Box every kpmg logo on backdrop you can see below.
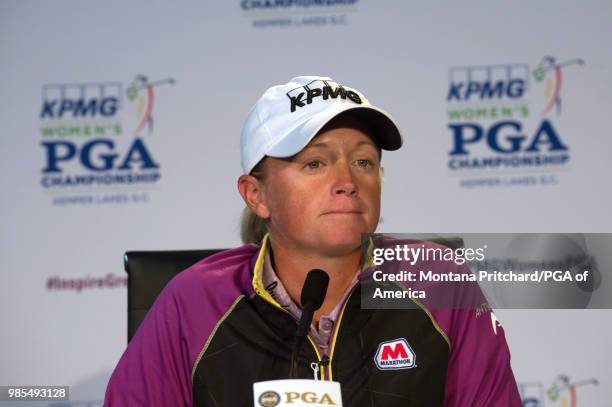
[241,0,358,29]
[519,374,598,407]
[445,56,584,188]
[39,75,175,206]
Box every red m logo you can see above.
[380,342,408,360]
[374,338,416,370]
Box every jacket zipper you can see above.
[254,289,325,380]
[319,355,330,380]
[324,285,356,381]
[255,278,358,382]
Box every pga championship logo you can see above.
[39,75,174,205]
[446,57,583,188]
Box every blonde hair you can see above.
[240,160,269,245]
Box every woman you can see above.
[105,76,521,406]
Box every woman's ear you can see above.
[237,175,270,219]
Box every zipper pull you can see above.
[310,362,320,381]
[319,355,330,368]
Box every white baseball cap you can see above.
[240,76,403,174]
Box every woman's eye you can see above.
[305,160,322,169]
[356,159,373,168]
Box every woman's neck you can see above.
[268,237,361,323]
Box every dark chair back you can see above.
[124,249,224,342]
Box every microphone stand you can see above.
[289,302,316,378]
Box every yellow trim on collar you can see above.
[327,289,352,381]
[251,233,282,308]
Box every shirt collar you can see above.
[260,235,359,325]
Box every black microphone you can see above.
[289,269,329,379]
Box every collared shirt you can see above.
[261,245,359,357]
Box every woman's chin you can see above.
[316,230,364,253]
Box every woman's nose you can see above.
[332,162,357,196]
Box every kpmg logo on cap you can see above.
[286,79,362,112]
[445,56,583,189]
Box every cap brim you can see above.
[266,105,403,158]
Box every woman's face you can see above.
[259,121,382,257]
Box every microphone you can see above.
[289,269,329,379]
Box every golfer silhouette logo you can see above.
[546,375,598,407]
[126,74,175,135]
[533,56,584,117]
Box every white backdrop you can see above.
[1,1,611,405]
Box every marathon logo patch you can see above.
[374,338,416,370]
[286,79,362,112]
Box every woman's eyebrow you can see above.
[354,140,378,149]
[304,141,331,150]
[305,140,377,150]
